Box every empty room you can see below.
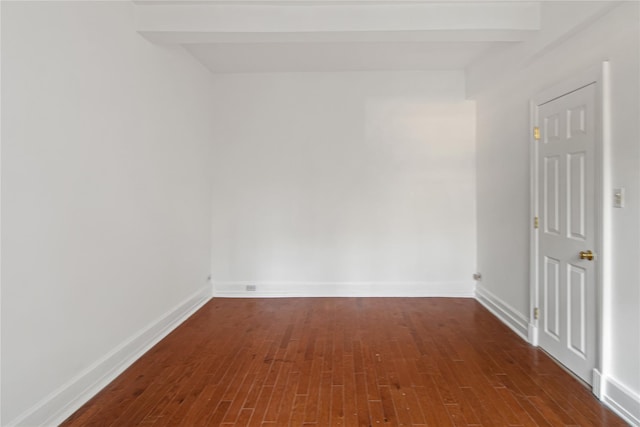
[1,1,639,426]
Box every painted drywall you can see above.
[210,71,476,295]
[1,1,215,424]
[474,0,639,413]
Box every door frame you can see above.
[529,62,610,396]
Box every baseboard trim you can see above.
[527,323,539,346]
[592,369,603,399]
[7,286,213,427]
[602,376,640,427]
[212,281,476,298]
[475,284,529,342]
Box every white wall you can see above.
[474,2,639,422]
[210,71,476,296]
[1,2,215,424]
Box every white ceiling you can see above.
[184,41,509,73]
[134,1,616,75]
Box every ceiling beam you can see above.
[135,2,541,44]
[139,29,538,45]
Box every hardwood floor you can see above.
[62,298,627,426]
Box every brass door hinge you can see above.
[534,307,539,320]
[534,216,539,229]
[533,126,541,140]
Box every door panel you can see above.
[568,105,587,137]
[568,264,587,357]
[543,156,561,235]
[567,152,586,240]
[537,83,596,384]
[544,113,561,142]
[544,256,561,340]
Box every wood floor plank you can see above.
[403,388,426,425]
[432,363,482,425]
[414,384,454,427]
[247,384,274,427]
[388,386,415,426]
[262,357,293,422]
[221,372,257,424]
[378,386,397,425]
[330,385,345,426]
[444,403,469,427]
[498,380,554,427]
[232,408,253,427]
[494,386,539,427]
[318,372,333,426]
[289,394,307,427]
[61,298,627,427]
[275,372,301,425]
[366,399,386,425]
[302,357,323,423]
[177,382,220,426]
[243,341,279,410]
[156,366,216,425]
[354,373,371,427]
[362,348,382,401]
[343,354,359,427]
[206,400,231,427]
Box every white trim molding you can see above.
[527,322,538,347]
[600,376,640,427]
[6,286,213,427]
[592,369,603,399]
[213,281,476,298]
[475,283,529,342]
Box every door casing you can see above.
[529,62,610,397]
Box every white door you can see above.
[537,83,597,384]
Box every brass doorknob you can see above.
[579,250,594,261]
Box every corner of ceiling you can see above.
[464,1,622,100]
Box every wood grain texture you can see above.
[61,298,627,426]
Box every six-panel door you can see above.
[537,83,597,384]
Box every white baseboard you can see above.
[7,286,213,427]
[212,281,476,298]
[592,369,603,399]
[475,284,529,342]
[601,376,640,427]
[527,322,539,346]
